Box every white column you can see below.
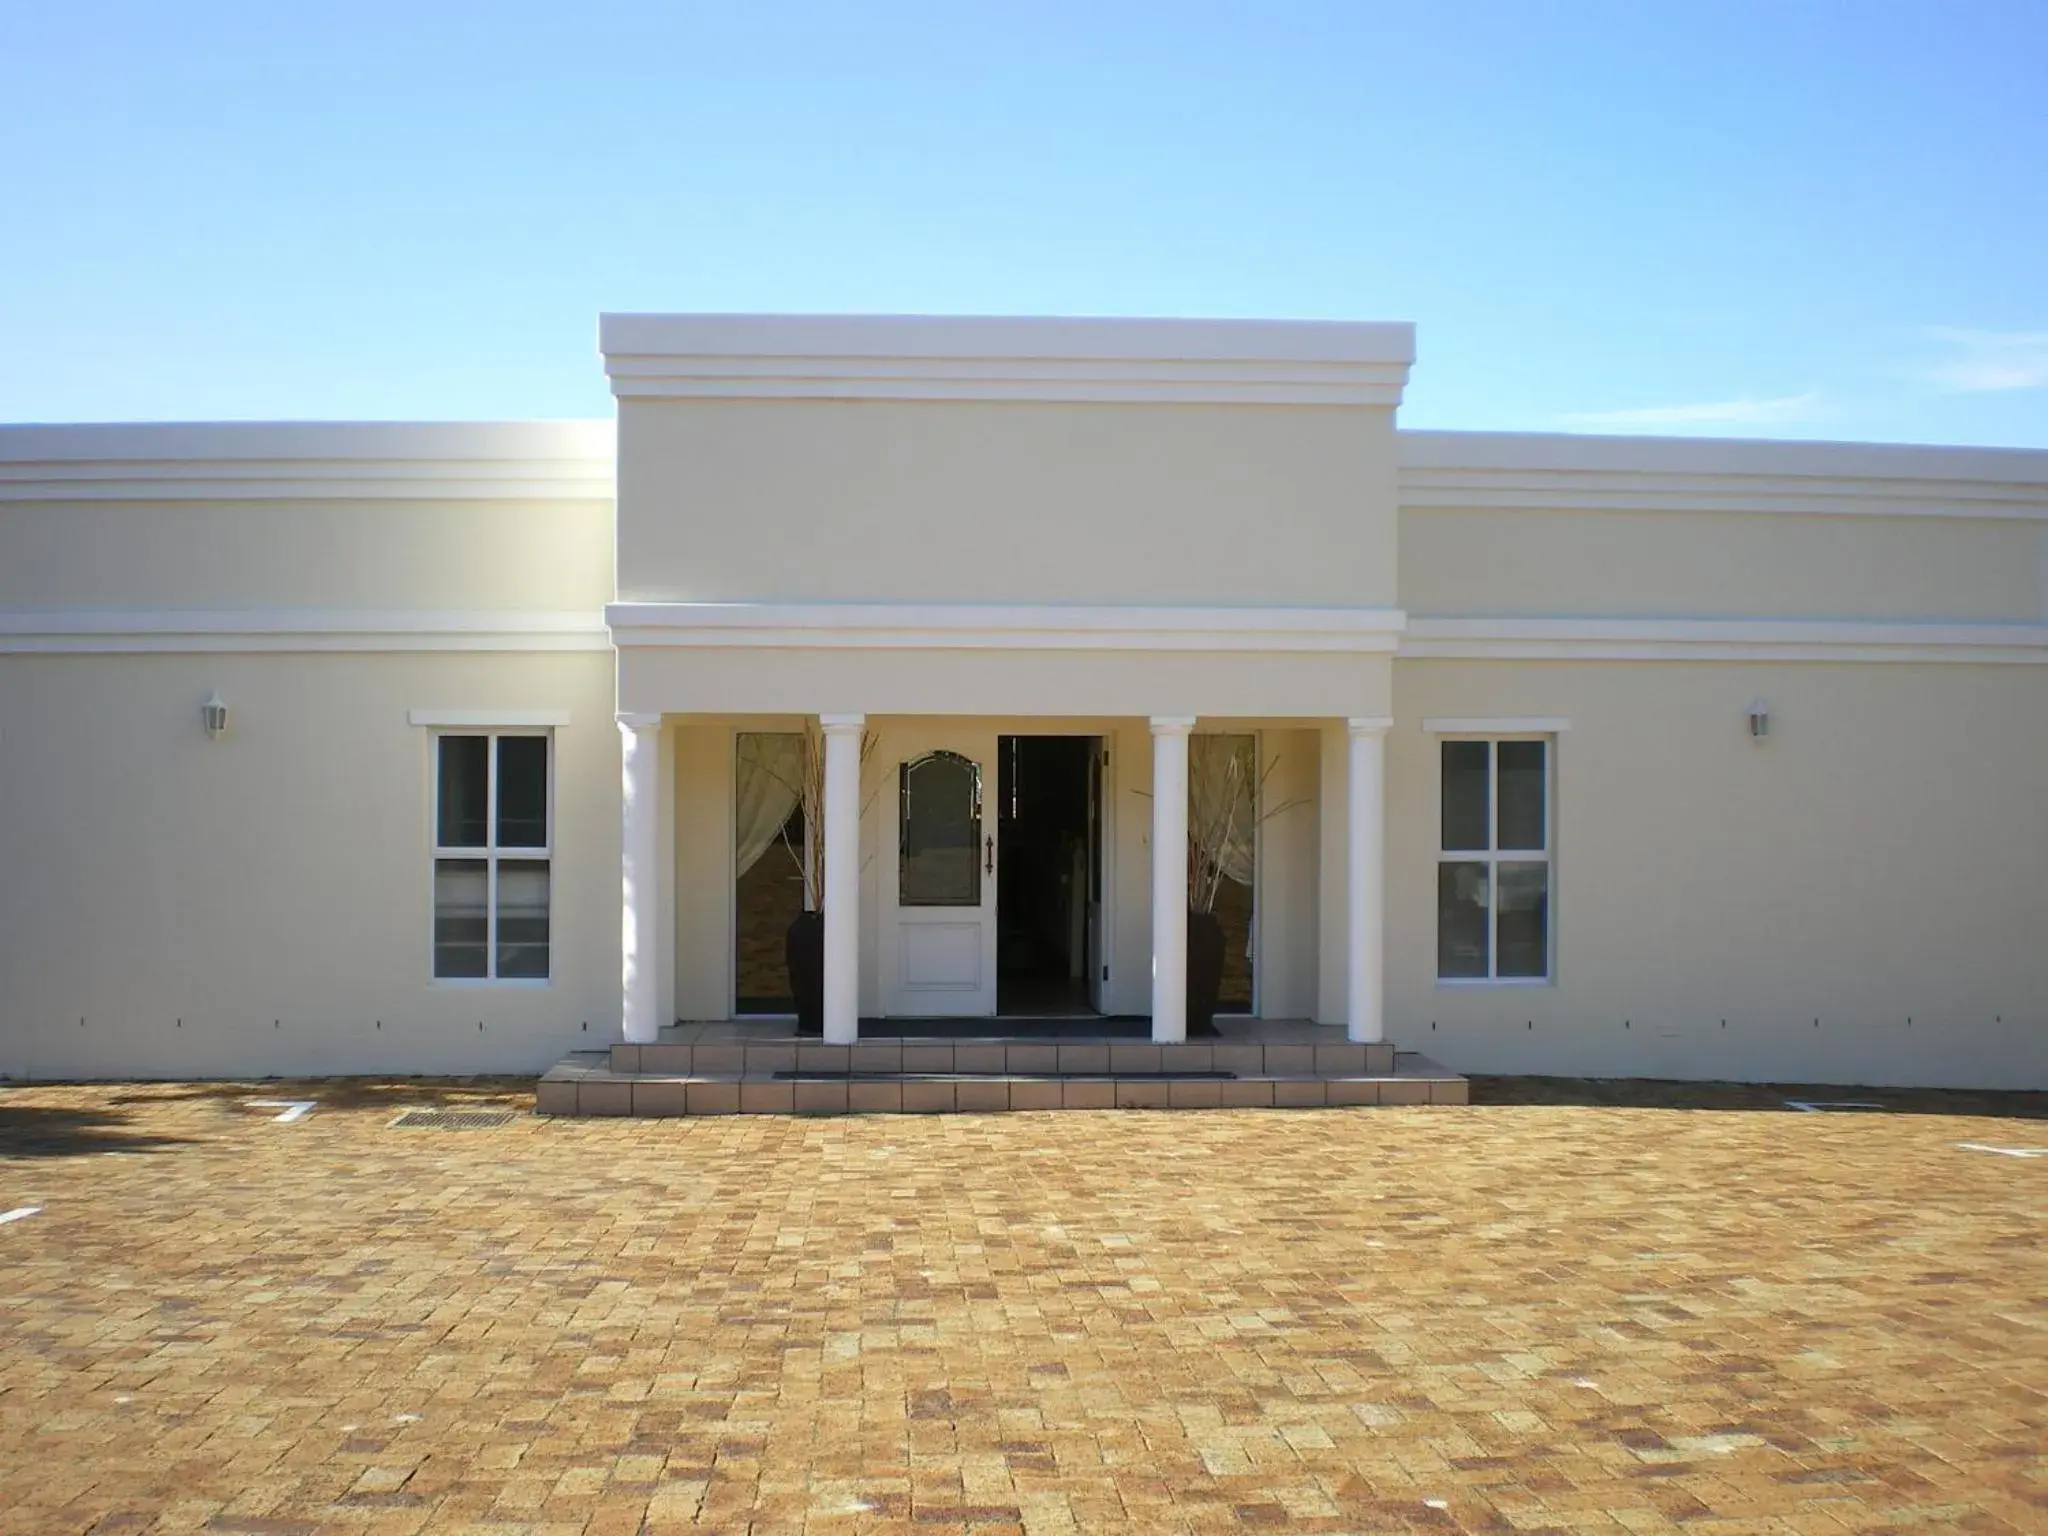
[619,712,664,1045]
[820,713,866,1045]
[1346,716,1392,1043]
[1149,716,1195,1044]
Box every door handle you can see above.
[985,834,994,875]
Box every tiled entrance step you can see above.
[536,1044,1469,1117]
[610,1037,1399,1077]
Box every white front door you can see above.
[881,726,999,1017]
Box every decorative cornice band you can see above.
[1399,615,2048,664]
[0,609,612,654]
[1399,432,2048,521]
[604,603,1409,654]
[0,422,614,503]
[600,314,1415,406]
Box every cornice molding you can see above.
[1400,615,2048,664]
[0,608,612,654]
[600,313,1415,406]
[0,422,614,503]
[604,602,1409,653]
[1399,430,2048,520]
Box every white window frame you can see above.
[430,728,555,986]
[1433,733,1554,986]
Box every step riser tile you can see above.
[535,1079,577,1116]
[900,1082,956,1113]
[953,1082,1010,1113]
[1007,1082,1064,1111]
[577,1081,633,1116]
[739,1083,796,1114]
[1005,1045,1060,1074]
[638,1044,692,1074]
[633,1081,688,1117]
[686,1083,741,1115]
[847,1082,903,1114]
[793,1082,848,1114]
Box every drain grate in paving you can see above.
[389,1108,517,1130]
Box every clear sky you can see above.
[3,2,2044,445]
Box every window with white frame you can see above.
[1437,738,1550,981]
[432,732,551,980]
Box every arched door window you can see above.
[899,751,982,906]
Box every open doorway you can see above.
[996,735,1100,1016]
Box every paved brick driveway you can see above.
[1,1078,2043,1534]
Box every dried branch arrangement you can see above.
[738,723,876,910]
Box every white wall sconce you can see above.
[1746,698,1770,740]
[201,693,230,741]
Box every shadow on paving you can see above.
[97,1076,537,1114]
[1470,1074,2048,1121]
[0,1104,203,1159]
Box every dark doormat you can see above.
[853,1016,1222,1040]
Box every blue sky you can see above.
[3,2,2044,444]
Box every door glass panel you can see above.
[496,737,548,848]
[1497,741,1546,851]
[1437,861,1489,979]
[900,752,982,906]
[433,858,489,977]
[1496,862,1549,978]
[1441,741,1490,852]
[437,736,489,848]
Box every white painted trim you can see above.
[409,708,572,728]
[1400,615,2048,664]
[1434,735,1554,985]
[1399,430,2048,520]
[1423,717,1572,735]
[0,421,614,502]
[606,603,1407,654]
[428,727,556,986]
[0,608,611,654]
[601,313,1414,405]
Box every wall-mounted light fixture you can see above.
[1746,698,1770,740]
[201,692,230,741]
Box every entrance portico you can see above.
[600,310,1418,1078]
[612,699,1398,1048]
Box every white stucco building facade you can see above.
[3,314,2046,1089]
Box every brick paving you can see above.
[1,1076,2043,1534]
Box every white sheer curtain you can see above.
[734,733,802,878]
[1189,733,1255,886]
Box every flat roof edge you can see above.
[0,420,615,466]
[1399,428,2048,483]
[598,312,1418,365]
